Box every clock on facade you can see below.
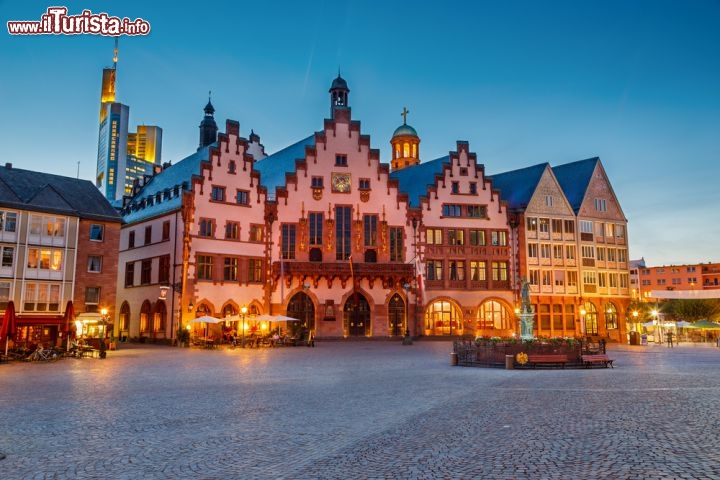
[331,173,351,193]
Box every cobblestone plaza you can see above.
[1,341,719,479]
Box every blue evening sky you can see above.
[1,1,718,266]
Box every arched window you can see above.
[140,300,152,333]
[478,300,511,330]
[222,304,237,318]
[583,302,599,335]
[403,143,410,157]
[412,144,417,158]
[153,301,167,334]
[119,302,130,332]
[425,300,462,336]
[605,303,618,329]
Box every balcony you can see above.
[272,261,414,285]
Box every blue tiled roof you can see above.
[122,146,211,224]
[0,165,121,223]
[389,156,450,208]
[552,157,599,213]
[254,135,315,194]
[488,163,548,210]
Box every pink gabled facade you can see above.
[115,75,632,344]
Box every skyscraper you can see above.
[95,40,162,202]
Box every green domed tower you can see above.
[390,107,420,172]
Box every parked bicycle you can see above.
[27,345,61,362]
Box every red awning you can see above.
[16,315,63,326]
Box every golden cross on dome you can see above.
[401,107,409,124]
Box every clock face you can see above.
[332,173,351,193]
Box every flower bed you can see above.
[454,336,584,368]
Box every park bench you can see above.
[581,354,614,368]
[526,354,569,369]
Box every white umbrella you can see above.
[270,315,300,322]
[191,315,223,324]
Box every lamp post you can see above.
[652,308,660,343]
[160,282,184,344]
[240,305,248,348]
[100,307,109,340]
[402,283,413,345]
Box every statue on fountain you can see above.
[518,277,535,339]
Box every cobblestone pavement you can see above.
[1,340,720,479]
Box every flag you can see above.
[280,249,285,304]
[348,255,356,291]
[414,255,424,304]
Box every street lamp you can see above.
[240,305,248,348]
[652,308,660,343]
[100,307,109,340]
[160,282,184,344]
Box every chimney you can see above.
[4,163,12,169]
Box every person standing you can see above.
[666,331,674,348]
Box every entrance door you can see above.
[344,294,370,337]
[388,294,405,336]
[287,292,315,330]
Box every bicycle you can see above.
[27,345,61,362]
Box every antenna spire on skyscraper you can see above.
[113,36,118,69]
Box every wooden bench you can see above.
[581,354,614,368]
[526,354,569,369]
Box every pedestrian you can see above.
[666,331,674,348]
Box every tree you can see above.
[662,299,720,322]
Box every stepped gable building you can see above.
[553,157,630,341]
[0,164,122,348]
[116,75,630,343]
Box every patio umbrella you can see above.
[63,300,75,351]
[676,320,695,328]
[1,300,16,356]
[270,315,299,322]
[693,319,720,329]
[191,315,223,324]
[191,315,223,338]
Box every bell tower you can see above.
[390,107,420,171]
[198,92,218,149]
[329,73,350,118]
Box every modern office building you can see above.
[95,43,162,202]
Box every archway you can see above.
[425,299,462,336]
[287,292,315,331]
[388,293,405,336]
[344,293,370,337]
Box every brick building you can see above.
[0,164,122,348]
